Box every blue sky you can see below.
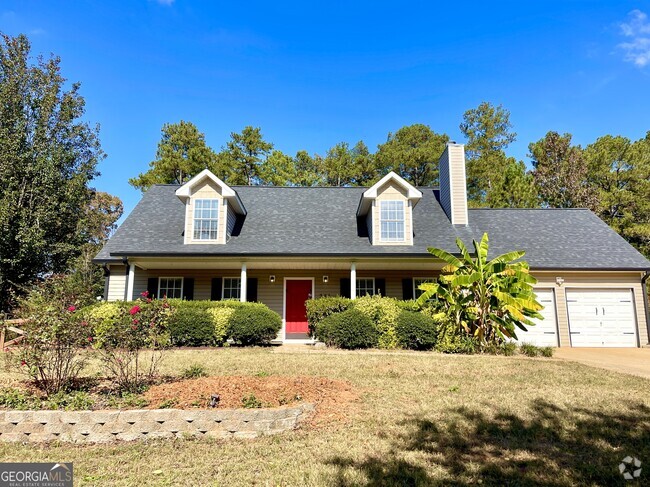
[3,1,650,216]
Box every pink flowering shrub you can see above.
[8,275,93,395]
[90,296,171,392]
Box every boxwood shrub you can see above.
[305,296,353,336]
[229,303,282,345]
[167,306,216,346]
[315,308,378,349]
[395,310,438,350]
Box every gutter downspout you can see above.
[642,271,650,347]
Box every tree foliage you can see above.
[222,126,273,185]
[529,131,598,209]
[485,158,538,208]
[460,102,517,205]
[129,120,218,191]
[0,33,105,312]
[376,124,449,186]
[416,233,543,348]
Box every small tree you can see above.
[92,292,171,392]
[416,233,542,348]
[8,275,94,395]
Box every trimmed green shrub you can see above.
[396,299,420,312]
[229,304,282,345]
[305,296,353,335]
[395,311,438,350]
[353,295,402,349]
[167,307,216,346]
[315,308,378,349]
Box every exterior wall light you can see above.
[555,276,564,286]
[269,275,276,283]
[323,276,329,283]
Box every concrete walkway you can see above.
[554,348,650,379]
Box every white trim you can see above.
[158,276,184,299]
[222,276,242,301]
[357,171,422,216]
[378,200,406,243]
[191,198,220,242]
[356,277,375,297]
[175,169,246,214]
[282,277,315,341]
[350,263,357,299]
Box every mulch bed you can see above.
[143,375,359,425]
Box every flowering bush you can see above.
[8,275,94,395]
[91,291,171,392]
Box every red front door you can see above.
[285,280,312,337]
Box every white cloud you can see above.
[618,9,650,67]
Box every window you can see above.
[158,277,183,299]
[380,200,405,242]
[193,199,219,240]
[413,278,435,299]
[356,278,375,297]
[223,277,241,300]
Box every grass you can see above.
[1,347,649,486]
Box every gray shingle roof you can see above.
[94,185,650,270]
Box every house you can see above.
[94,143,650,347]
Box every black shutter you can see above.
[183,278,195,301]
[211,278,222,301]
[247,278,258,302]
[402,278,414,300]
[375,278,386,297]
[340,278,351,298]
[147,278,159,299]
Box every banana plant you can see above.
[416,233,543,348]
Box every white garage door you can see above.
[515,289,558,347]
[566,289,637,347]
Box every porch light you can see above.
[555,276,564,286]
[269,275,276,283]
[323,276,329,283]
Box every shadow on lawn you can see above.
[327,399,650,486]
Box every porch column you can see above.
[350,263,356,300]
[240,263,247,302]
[126,264,135,301]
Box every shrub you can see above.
[181,364,208,379]
[434,319,478,354]
[228,304,282,345]
[396,299,420,312]
[519,343,554,358]
[315,308,378,349]
[0,388,40,410]
[539,346,554,358]
[207,307,234,345]
[353,295,402,349]
[91,293,171,392]
[9,275,94,395]
[167,307,216,346]
[306,296,353,335]
[485,342,517,356]
[395,311,438,350]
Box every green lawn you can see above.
[1,347,648,486]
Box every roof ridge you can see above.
[469,207,592,211]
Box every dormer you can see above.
[357,171,422,246]
[175,169,246,245]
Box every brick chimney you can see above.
[438,142,468,225]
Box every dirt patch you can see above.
[143,375,359,425]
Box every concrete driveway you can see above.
[554,348,650,379]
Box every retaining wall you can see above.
[0,403,314,443]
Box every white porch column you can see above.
[126,264,135,301]
[350,263,356,300]
[240,263,247,302]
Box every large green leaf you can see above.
[427,247,463,268]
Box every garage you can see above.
[515,288,559,347]
[566,289,638,347]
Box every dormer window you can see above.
[193,199,219,240]
[380,201,405,242]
